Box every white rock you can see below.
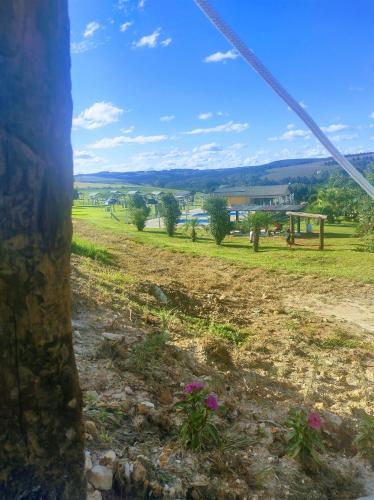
[85,451,93,473]
[138,401,155,415]
[87,490,102,500]
[323,410,343,428]
[124,386,134,395]
[99,450,117,469]
[87,465,113,491]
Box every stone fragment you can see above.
[87,489,102,500]
[87,465,113,491]
[133,461,147,483]
[99,450,117,469]
[85,421,98,438]
[138,401,155,415]
[85,451,93,473]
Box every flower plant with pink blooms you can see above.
[175,382,221,451]
[286,408,325,468]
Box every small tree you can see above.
[183,218,199,242]
[160,193,181,236]
[128,193,150,231]
[204,197,231,245]
[242,212,273,252]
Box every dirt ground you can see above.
[72,220,374,499]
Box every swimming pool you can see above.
[177,211,244,225]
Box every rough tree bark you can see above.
[0,2,85,498]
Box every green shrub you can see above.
[160,193,181,237]
[128,193,150,231]
[204,197,230,245]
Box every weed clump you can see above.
[355,412,374,465]
[72,237,113,265]
[128,332,168,377]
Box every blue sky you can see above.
[69,0,374,174]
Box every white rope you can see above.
[194,0,374,199]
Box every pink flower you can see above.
[308,411,322,430]
[205,394,219,411]
[184,381,204,393]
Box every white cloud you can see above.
[160,115,175,122]
[84,21,100,38]
[370,112,374,119]
[184,120,249,135]
[120,125,135,133]
[138,0,146,8]
[321,123,349,133]
[198,112,213,120]
[193,143,222,153]
[134,28,161,48]
[160,38,172,47]
[330,133,358,142]
[286,123,295,130]
[204,49,239,63]
[117,0,130,10]
[71,40,98,54]
[268,128,311,141]
[74,150,103,168]
[90,134,169,149]
[299,101,307,109]
[120,21,133,32]
[73,102,124,130]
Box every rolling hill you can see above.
[75,152,374,191]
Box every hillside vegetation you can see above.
[75,152,374,191]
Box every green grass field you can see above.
[72,206,374,283]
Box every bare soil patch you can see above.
[72,220,374,499]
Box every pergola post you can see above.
[296,216,301,233]
[319,219,325,250]
[290,215,295,244]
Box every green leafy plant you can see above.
[176,382,220,451]
[204,197,231,245]
[160,193,181,237]
[128,193,150,231]
[355,412,374,465]
[241,212,274,252]
[183,218,199,242]
[286,408,324,467]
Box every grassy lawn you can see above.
[72,206,374,283]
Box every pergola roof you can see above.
[231,204,301,212]
[286,211,327,220]
[215,184,290,197]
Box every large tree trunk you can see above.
[0,2,85,498]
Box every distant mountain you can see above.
[75,152,374,192]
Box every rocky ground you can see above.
[71,222,373,499]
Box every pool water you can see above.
[177,211,242,225]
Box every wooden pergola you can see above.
[286,211,327,250]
